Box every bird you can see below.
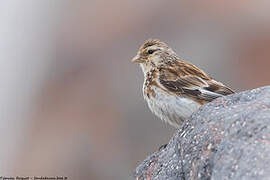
[132,39,234,128]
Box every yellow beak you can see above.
[131,55,142,63]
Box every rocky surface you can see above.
[135,86,270,180]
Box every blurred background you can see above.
[1,0,270,179]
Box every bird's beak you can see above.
[131,55,142,63]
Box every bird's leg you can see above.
[158,144,168,151]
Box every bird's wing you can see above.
[159,61,234,102]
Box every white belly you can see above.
[144,86,201,128]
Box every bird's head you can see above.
[132,39,178,73]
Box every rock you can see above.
[134,86,270,180]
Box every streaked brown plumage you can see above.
[132,39,234,128]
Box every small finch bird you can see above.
[132,39,234,128]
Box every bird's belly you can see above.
[144,87,201,128]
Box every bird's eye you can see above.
[148,49,155,54]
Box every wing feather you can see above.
[159,60,234,102]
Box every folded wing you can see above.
[159,60,234,102]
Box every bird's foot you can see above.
[158,144,168,151]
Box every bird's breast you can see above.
[143,85,201,128]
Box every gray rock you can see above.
[134,86,270,180]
